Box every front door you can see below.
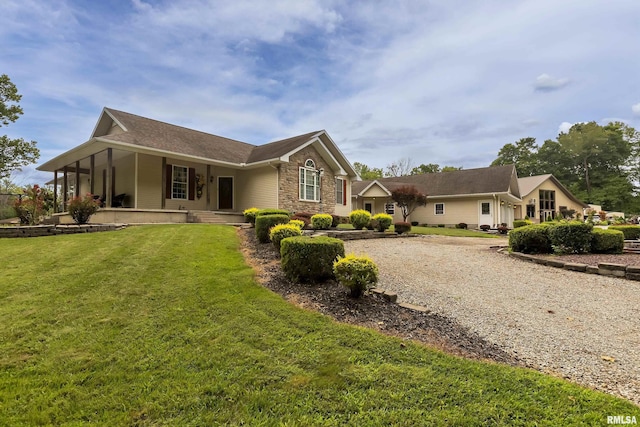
[478,200,493,227]
[364,202,373,213]
[218,177,233,210]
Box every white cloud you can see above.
[558,122,573,134]
[534,74,570,92]
[632,103,640,116]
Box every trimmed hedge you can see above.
[269,223,303,251]
[549,222,593,254]
[311,213,333,230]
[280,236,345,283]
[256,209,291,218]
[609,225,640,240]
[591,229,624,254]
[349,210,371,229]
[372,213,393,231]
[288,219,305,229]
[333,254,379,298]
[513,219,532,228]
[394,222,411,234]
[255,214,290,243]
[243,207,260,225]
[508,224,553,254]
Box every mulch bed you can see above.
[238,227,519,365]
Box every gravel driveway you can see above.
[344,235,640,406]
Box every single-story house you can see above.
[517,174,588,223]
[351,166,588,228]
[37,107,358,223]
[351,165,522,228]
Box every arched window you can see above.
[299,159,319,201]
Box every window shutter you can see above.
[188,167,196,200]
[343,179,347,205]
[165,164,172,199]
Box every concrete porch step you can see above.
[187,211,246,224]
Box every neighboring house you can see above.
[351,165,522,228]
[517,174,588,223]
[37,107,358,223]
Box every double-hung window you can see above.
[336,178,345,205]
[172,165,188,199]
[385,203,395,214]
[435,203,445,215]
[299,159,319,201]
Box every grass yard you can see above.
[398,225,502,238]
[0,225,636,425]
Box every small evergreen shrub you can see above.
[349,209,371,229]
[310,213,333,230]
[394,222,411,234]
[280,236,345,283]
[609,225,640,240]
[411,221,419,226]
[269,223,303,251]
[456,223,467,229]
[479,224,491,231]
[366,219,379,231]
[68,193,100,224]
[333,254,379,298]
[255,214,290,243]
[497,225,508,234]
[243,207,260,225]
[256,209,291,218]
[591,229,624,254]
[288,219,305,229]
[513,219,532,228]
[508,224,553,254]
[372,213,393,231]
[549,222,593,254]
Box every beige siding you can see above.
[137,153,162,209]
[334,177,352,217]
[409,198,480,226]
[236,167,278,211]
[361,185,390,198]
[117,153,136,206]
[165,158,209,211]
[517,180,585,223]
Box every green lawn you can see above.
[0,225,636,425]
[339,223,502,238]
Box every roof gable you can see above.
[518,174,587,207]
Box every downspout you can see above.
[492,193,497,228]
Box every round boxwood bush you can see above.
[243,207,260,225]
[372,213,393,231]
[255,214,290,243]
[394,222,411,234]
[608,225,640,240]
[269,223,303,251]
[549,222,593,254]
[508,224,553,254]
[311,213,333,230]
[349,209,371,229]
[280,236,345,283]
[256,208,291,218]
[591,228,624,254]
[333,254,379,298]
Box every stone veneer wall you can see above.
[0,224,127,238]
[278,146,336,214]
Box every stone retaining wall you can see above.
[508,251,640,282]
[0,224,127,238]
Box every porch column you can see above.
[89,155,95,194]
[161,157,167,209]
[53,171,58,213]
[206,164,211,210]
[75,161,81,197]
[63,166,68,210]
[105,148,113,208]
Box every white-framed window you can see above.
[385,203,395,214]
[336,178,345,205]
[299,159,319,201]
[481,202,490,215]
[172,165,188,199]
[435,203,445,215]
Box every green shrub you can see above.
[280,236,345,283]
[549,222,593,254]
[256,208,291,218]
[513,219,532,228]
[349,209,371,229]
[372,213,393,231]
[269,224,303,251]
[394,222,411,234]
[310,213,333,230]
[412,221,419,226]
[508,224,553,254]
[591,229,624,254]
[68,193,100,225]
[288,219,305,229]
[479,224,491,231]
[456,223,467,229]
[333,254,379,298]
[243,207,260,225]
[255,214,290,243]
[291,212,312,228]
[609,225,640,240]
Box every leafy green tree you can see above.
[353,162,383,180]
[411,163,441,174]
[441,166,462,172]
[0,74,39,180]
[491,137,539,177]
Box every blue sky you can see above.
[3,0,640,185]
